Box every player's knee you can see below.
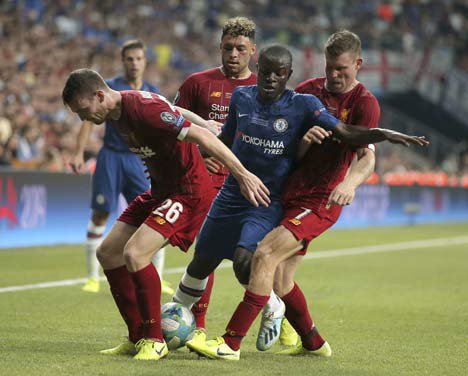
[253,245,280,271]
[186,259,212,280]
[122,242,139,266]
[233,253,252,285]
[96,240,112,264]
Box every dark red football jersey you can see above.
[115,90,211,198]
[282,77,380,213]
[174,67,257,189]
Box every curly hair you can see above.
[222,17,256,40]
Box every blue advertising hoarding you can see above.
[1,170,467,248]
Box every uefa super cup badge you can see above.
[273,118,288,133]
[161,111,178,124]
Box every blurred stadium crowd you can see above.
[0,0,467,184]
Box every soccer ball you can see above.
[161,302,196,350]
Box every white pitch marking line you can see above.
[1,235,467,294]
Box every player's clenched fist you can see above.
[327,180,356,208]
[302,126,332,145]
[205,120,223,136]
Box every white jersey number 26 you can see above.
[153,199,183,223]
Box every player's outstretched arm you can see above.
[69,121,93,174]
[175,106,222,135]
[184,124,271,207]
[333,122,429,147]
[327,147,375,207]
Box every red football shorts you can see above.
[280,206,337,255]
[118,189,216,252]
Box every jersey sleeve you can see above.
[173,75,196,110]
[303,94,340,130]
[353,95,380,129]
[219,89,239,143]
[137,92,192,141]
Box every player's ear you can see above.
[96,90,105,102]
[288,68,293,79]
[355,58,363,71]
[250,43,257,56]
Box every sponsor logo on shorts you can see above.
[210,91,222,97]
[96,194,106,205]
[155,216,166,225]
[288,218,301,226]
[273,118,288,133]
[161,111,178,124]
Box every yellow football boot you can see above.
[100,339,135,355]
[277,341,332,357]
[279,318,299,346]
[82,277,100,293]
[133,338,169,361]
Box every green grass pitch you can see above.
[1,223,467,375]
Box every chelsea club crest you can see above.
[273,118,288,133]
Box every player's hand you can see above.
[69,153,85,175]
[204,157,222,174]
[205,120,222,136]
[237,171,271,207]
[327,181,356,208]
[383,130,429,147]
[302,126,332,145]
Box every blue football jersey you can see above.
[104,76,159,152]
[219,85,339,204]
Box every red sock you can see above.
[130,263,163,341]
[191,272,215,329]
[223,290,269,351]
[282,283,324,350]
[103,266,142,343]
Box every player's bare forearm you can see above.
[327,147,375,207]
[334,122,429,147]
[185,125,270,207]
[344,147,375,187]
[175,106,221,135]
[198,132,232,159]
[69,121,93,174]
[75,121,93,155]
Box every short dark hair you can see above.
[121,39,147,59]
[222,17,256,40]
[325,30,361,58]
[258,45,292,67]
[62,68,108,105]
